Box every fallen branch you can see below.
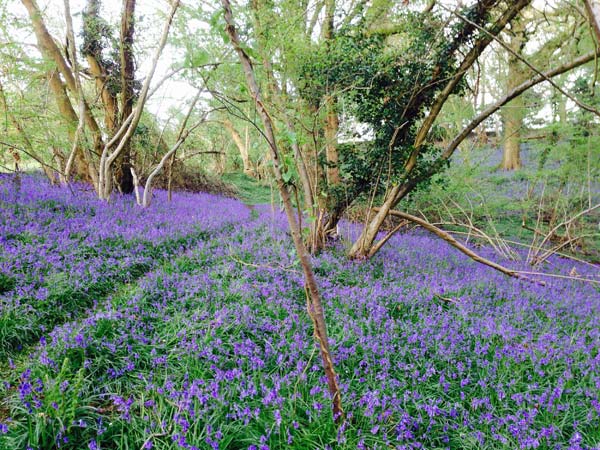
[373,207,545,285]
[444,230,600,269]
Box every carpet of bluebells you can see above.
[1,174,599,450]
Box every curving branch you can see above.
[98,0,180,199]
[374,208,545,285]
[141,91,205,207]
[443,50,600,161]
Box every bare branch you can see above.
[373,207,545,285]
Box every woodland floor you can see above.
[0,172,599,450]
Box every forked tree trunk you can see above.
[348,184,401,258]
[348,0,531,259]
[21,0,104,182]
[348,49,600,261]
[222,0,343,421]
[97,0,179,200]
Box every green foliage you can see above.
[80,8,124,97]
[298,4,494,208]
[0,273,16,294]
[3,358,97,450]
[222,172,272,204]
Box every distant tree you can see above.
[500,17,526,170]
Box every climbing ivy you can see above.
[298,3,497,209]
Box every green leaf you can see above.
[241,44,258,59]
[187,49,210,68]
[209,9,222,28]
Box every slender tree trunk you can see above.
[558,93,567,124]
[223,119,254,175]
[222,0,343,421]
[167,152,176,202]
[322,0,340,185]
[324,98,340,185]
[249,0,315,214]
[47,70,89,180]
[501,18,526,170]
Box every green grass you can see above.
[222,172,273,205]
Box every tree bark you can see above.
[63,0,87,185]
[585,0,600,41]
[47,70,89,181]
[222,119,254,175]
[322,0,340,186]
[501,18,526,170]
[21,0,104,180]
[249,0,315,214]
[324,98,340,185]
[116,0,137,194]
[82,0,119,133]
[98,0,179,199]
[222,0,343,421]
[142,91,202,207]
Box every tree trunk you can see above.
[501,18,526,170]
[98,0,179,200]
[349,1,532,259]
[116,0,136,194]
[222,0,343,421]
[324,98,340,185]
[558,93,567,124]
[82,0,120,133]
[249,0,315,215]
[47,71,89,180]
[348,184,401,258]
[323,0,340,186]
[585,0,600,41]
[21,0,104,181]
[223,119,254,175]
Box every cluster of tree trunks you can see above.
[18,0,183,200]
